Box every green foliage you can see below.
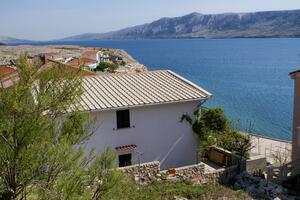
[216,130,252,158]
[0,54,124,199]
[192,107,252,158]
[102,181,249,200]
[94,62,118,72]
[193,108,227,137]
[200,108,227,132]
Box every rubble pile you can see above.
[234,172,288,199]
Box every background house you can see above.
[81,50,111,69]
[78,70,211,169]
[290,70,300,175]
[67,57,97,69]
[0,65,19,88]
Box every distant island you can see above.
[60,9,300,40]
[0,36,30,44]
[1,9,300,43]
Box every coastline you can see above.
[243,132,292,164]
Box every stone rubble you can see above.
[233,172,288,199]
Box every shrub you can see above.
[193,108,227,138]
[192,107,252,158]
[95,62,118,72]
[201,108,227,132]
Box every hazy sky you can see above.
[1,0,300,41]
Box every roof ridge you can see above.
[89,70,171,79]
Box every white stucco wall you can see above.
[83,101,200,170]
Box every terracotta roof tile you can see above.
[0,66,17,77]
[81,50,99,55]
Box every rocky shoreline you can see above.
[0,45,146,73]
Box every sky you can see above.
[1,0,300,41]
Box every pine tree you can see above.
[0,54,124,199]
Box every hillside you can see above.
[0,35,30,43]
[61,9,300,40]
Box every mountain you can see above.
[60,9,300,40]
[0,35,31,43]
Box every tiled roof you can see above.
[0,66,17,77]
[39,60,96,77]
[76,70,212,111]
[81,50,99,55]
[68,58,97,68]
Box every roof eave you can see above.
[289,69,300,79]
[167,70,213,97]
[82,97,211,113]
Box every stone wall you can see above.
[174,163,205,179]
[119,161,240,185]
[118,161,160,182]
[246,154,267,174]
[199,165,239,184]
[206,146,244,167]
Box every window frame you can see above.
[116,109,131,129]
[118,153,132,167]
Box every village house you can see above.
[67,57,98,69]
[0,65,19,88]
[0,57,96,89]
[81,50,111,69]
[38,59,96,77]
[289,69,300,175]
[78,70,211,169]
[39,52,63,62]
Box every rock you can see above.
[134,175,140,182]
[233,173,288,199]
[172,196,188,200]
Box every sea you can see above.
[13,38,300,141]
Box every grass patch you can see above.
[102,180,250,200]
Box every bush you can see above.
[201,108,227,131]
[95,62,118,72]
[193,108,227,137]
[192,107,252,158]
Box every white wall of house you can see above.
[83,101,200,170]
[292,76,300,162]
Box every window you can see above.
[118,153,132,167]
[116,110,130,129]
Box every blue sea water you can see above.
[16,39,300,140]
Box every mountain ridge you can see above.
[0,35,32,43]
[59,9,300,41]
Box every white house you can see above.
[81,50,111,69]
[289,69,300,175]
[78,70,212,169]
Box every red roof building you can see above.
[0,66,19,88]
